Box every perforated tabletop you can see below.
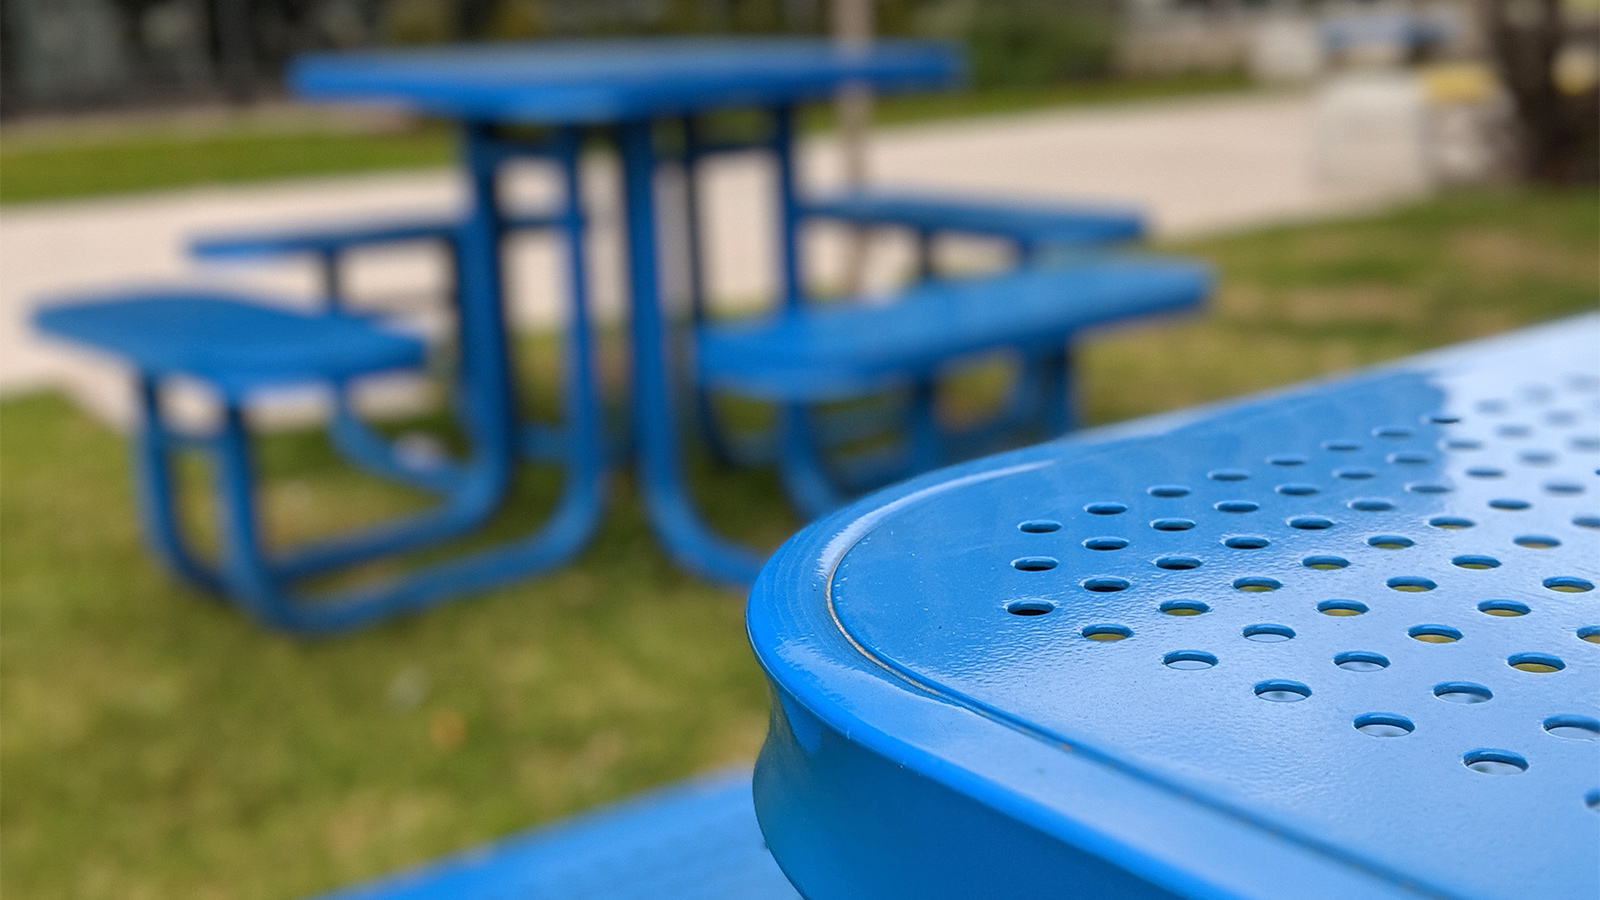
[747,316,1599,900]
[290,38,961,124]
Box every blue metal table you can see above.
[291,38,963,585]
[747,316,1599,899]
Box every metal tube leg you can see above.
[1038,344,1077,438]
[765,104,863,519]
[197,129,608,634]
[619,118,761,585]
[207,401,303,628]
[680,119,750,467]
[132,374,225,592]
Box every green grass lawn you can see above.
[0,71,1251,206]
[2,187,1595,900]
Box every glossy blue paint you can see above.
[33,126,610,632]
[291,38,963,124]
[308,768,800,900]
[748,316,1600,899]
[189,212,562,262]
[699,259,1209,400]
[802,191,1145,245]
[285,39,967,584]
[34,293,425,397]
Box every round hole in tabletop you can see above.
[1277,483,1319,496]
[1085,502,1127,515]
[1335,467,1376,480]
[1543,715,1600,740]
[1012,556,1058,572]
[1017,519,1061,533]
[1388,451,1432,465]
[1151,518,1196,531]
[1508,652,1564,673]
[1083,576,1131,593]
[1081,624,1131,641]
[1467,466,1505,478]
[1544,576,1594,593]
[1434,682,1492,703]
[1233,576,1281,592]
[1215,500,1259,513]
[1355,713,1414,737]
[1463,749,1527,775]
[1409,624,1461,643]
[1208,468,1250,481]
[1005,599,1056,617]
[1428,516,1474,529]
[1148,485,1190,498]
[1388,576,1437,592]
[1289,516,1335,530]
[1268,454,1308,466]
[1348,498,1395,511]
[1318,599,1368,616]
[1083,537,1129,551]
[1579,626,1600,644]
[1163,650,1217,670]
[1452,554,1501,570]
[1224,535,1270,549]
[1489,498,1531,510]
[1155,555,1203,570]
[1324,439,1363,451]
[1368,534,1415,549]
[1254,680,1311,702]
[1244,623,1295,642]
[1514,534,1561,548]
[1407,482,1453,494]
[1375,426,1414,439]
[1335,651,1389,671]
[1572,514,1600,529]
[1478,600,1530,617]
[1160,600,1209,616]
[1303,555,1349,569]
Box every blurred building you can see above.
[0,0,835,115]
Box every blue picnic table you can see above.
[303,316,1596,899]
[287,38,966,589]
[747,315,1599,899]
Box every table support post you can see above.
[619,118,763,584]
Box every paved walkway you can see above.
[0,91,1404,425]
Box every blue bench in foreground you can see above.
[310,768,798,900]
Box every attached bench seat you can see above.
[698,258,1209,401]
[801,190,1145,247]
[191,212,564,262]
[33,291,426,398]
[312,768,800,900]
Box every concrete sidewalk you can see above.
[0,91,1399,425]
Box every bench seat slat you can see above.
[698,258,1209,400]
[802,191,1145,246]
[33,292,426,397]
[313,768,800,900]
[191,212,564,261]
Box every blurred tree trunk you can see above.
[1483,0,1599,182]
